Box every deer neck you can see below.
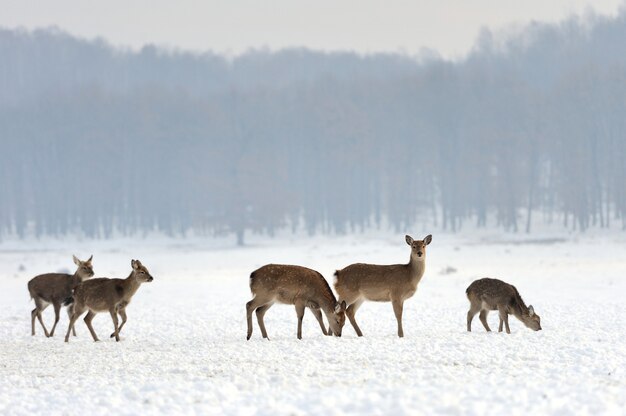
[319,298,337,316]
[408,254,426,283]
[321,300,340,324]
[510,295,529,319]
[70,272,83,287]
[121,272,142,299]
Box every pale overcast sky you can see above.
[1,0,624,59]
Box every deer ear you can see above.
[73,255,81,266]
[405,235,414,245]
[423,235,432,245]
[335,301,346,313]
[528,305,535,316]
[131,259,138,270]
[87,255,93,264]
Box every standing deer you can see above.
[64,259,154,342]
[246,264,347,340]
[27,255,94,337]
[334,234,432,338]
[466,278,542,333]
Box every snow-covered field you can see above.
[1,231,625,415]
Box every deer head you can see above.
[131,259,154,283]
[522,305,542,331]
[328,301,347,336]
[406,234,432,261]
[73,255,94,280]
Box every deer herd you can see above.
[27,234,542,343]
[28,257,154,342]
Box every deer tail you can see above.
[249,271,256,294]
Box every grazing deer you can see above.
[27,255,94,337]
[334,234,432,338]
[466,278,542,333]
[64,259,154,342]
[246,264,347,340]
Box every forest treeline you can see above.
[1,12,626,243]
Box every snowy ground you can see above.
[1,231,625,415]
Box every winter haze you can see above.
[2,8,626,241]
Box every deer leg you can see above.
[34,301,50,337]
[467,304,481,332]
[295,301,306,340]
[392,299,405,338]
[345,299,364,337]
[65,305,85,342]
[37,310,50,338]
[67,306,77,336]
[498,317,503,332]
[118,309,128,336]
[110,308,128,338]
[246,297,271,340]
[49,302,62,337]
[31,308,38,336]
[246,299,257,340]
[109,308,120,341]
[498,307,511,334]
[310,307,328,336]
[479,310,491,332]
[83,311,100,342]
[255,303,273,339]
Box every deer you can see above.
[27,255,94,337]
[334,234,432,338]
[64,259,154,342]
[466,278,542,333]
[246,264,347,340]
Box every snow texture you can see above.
[1,232,625,415]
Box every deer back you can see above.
[28,273,75,303]
[466,278,520,309]
[334,262,421,300]
[73,277,127,312]
[250,264,336,308]
[334,234,430,301]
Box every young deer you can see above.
[64,259,154,342]
[246,264,347,340]
[334,234,432,338]
[27,255,94,337]
[466,278,542,333]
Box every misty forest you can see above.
[2,12,626,244]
